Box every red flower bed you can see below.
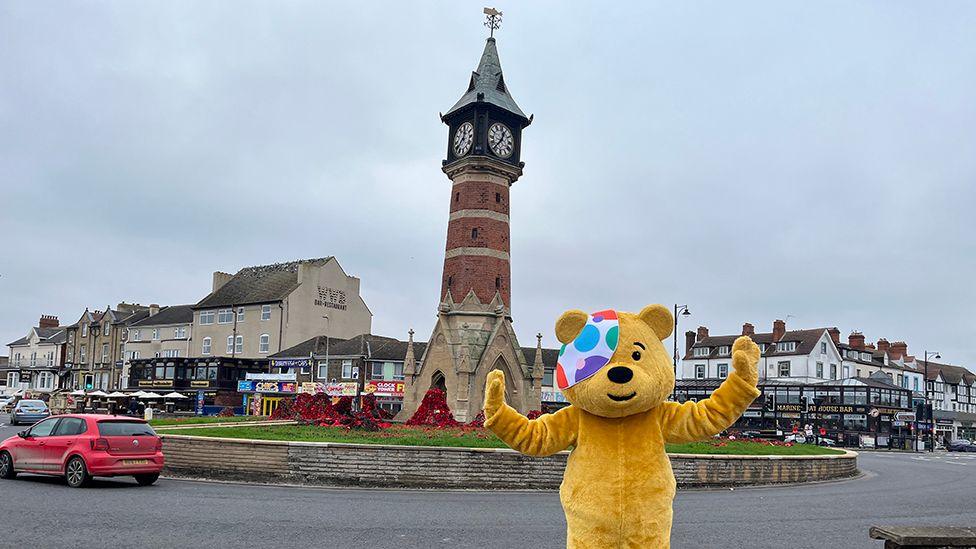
[405,389,460,428]
[270,393,390,431]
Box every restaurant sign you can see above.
[363,380,404,398]
[236,380,297,394]
[190,380,210,388]
[271,358,310,371]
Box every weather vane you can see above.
[484,7,502,38]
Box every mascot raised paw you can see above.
[483,305,761,549]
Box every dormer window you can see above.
[861,352,871,361]
[692,347,710,357]
[776,341,796,352]
[717,346,730,356]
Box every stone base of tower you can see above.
[398,292,542,423]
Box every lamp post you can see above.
[672,305,691,375]
[923,350,940,453]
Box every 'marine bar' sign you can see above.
[316,286,347,311]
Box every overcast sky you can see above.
[1,2,974,366]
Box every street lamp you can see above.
[672,305,691,374]
[923,350,940,452]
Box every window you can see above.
[843,365,850,378]
[217,309,234,324]
[455,191,459,202]
[778,361,791,377]
[202,337,212,355]
[152,329,159,340]
[495,192,501,203]
[821,342,827,354]
[30,352,36,367]
[693,347,709,357]
[342,360,354,379]
[816,362,824,378]
[200,310,215,325]
[132,329,141,341]
[163,349,180,358]
[830,364,837,380]
[104,322,111,336]
[317,361,329,379]
[28,418,59,438]
[856,368,862,377]
[227,336,234,354]
[776,341,796,352]
[717,364,728,379]
[68,332,74,344]
[371,362,384,379]
[695,364,705,379]
[36,371,54,391]
[261,305,272,321]
[101,343,109,363]
[82,324,88,337]
[259,334,270,353]
[471,228,479,239]
[394,362,404,381]
[53,417,86,436]
[913,378,919,391]
[79,345,87,363]
[235,335,243,354]
[131,351,141,360]
[237,307,245,322]
[543,368,553,387]
[717,346,730,356]
[174,326,187,339]
[6,372,17,387]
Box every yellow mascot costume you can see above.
[483,305,760,549]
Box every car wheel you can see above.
[0,451,16,479]
[65,456,91,488]
[134,473,159,486]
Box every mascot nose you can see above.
[607,366,633,384]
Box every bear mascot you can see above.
[483,305,760,549]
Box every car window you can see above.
[52,417,87,436]
[28,418,59,437]
[97,421,156,437]
[18,400,47,409]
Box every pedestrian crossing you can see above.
[909,453,976,462]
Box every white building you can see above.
[5,315,67,395]
[837,333,925,394]
[680,320,843,384]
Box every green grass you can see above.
[149,416,269,427]
[157,424,845,455]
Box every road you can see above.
[0,415,974,549]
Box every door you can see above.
[16,418,60,470]
[261,397,282,416]
[44,417,87,472]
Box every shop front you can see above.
[128,357,269,415]
[238,374,298,416]
[363,379,405,414]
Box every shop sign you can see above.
[138,380,154,388]
[742,410,761,417]
[895,411,916,422]
[152,380,173,388]
[271,358,309,370]
[190,381,210,388]
[936,419,954,426]
[325,382,358,396]
[19,371,31,383]
[237,380,297,393]
[363,380,404,397]
[541,389,568,403]
[299,382,325,395]
[195,390,205,416]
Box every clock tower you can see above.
[399,22,541,421]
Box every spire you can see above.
[532,332,544,380]
[444,37,529,122]
[403,329,416,376]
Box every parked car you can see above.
[0,396,16,413]
[947,440,976,452]
[9,400,50,426]
[0,414,164,488]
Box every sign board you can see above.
[196,390,205,416]
[245,372,297,382]
[869,408,880,418]
[237,380,297,394]
[19,371,31,383]
[895,411,916,422]
[190,380,210,388]
[270,359,309,371]
[325,382,358,396]
[363,380,405,398]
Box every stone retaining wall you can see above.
[161,435,858,489]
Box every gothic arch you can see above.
[430,370,447,394]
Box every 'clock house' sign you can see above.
[316,285,347,311]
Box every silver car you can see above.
[9,400,50,426]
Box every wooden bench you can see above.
[870,526,976,548]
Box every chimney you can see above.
[213,271,233,292]
[685,331,697,356]
[865,343,876,350]
[742,323,755,336]
[149,304,160,317]
[876,338,890,353]
[848,331,865,349]
[828,327,840,344]
[38,315,59,329]
[696,326,709,341]
[772,319,786,342]
[889,341,908,360]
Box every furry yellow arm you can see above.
[483,370,579,456]
[659,336,761,444]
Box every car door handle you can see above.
[38,442,45,446]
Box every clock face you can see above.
[488,122,514,158]
[453,122,474,157]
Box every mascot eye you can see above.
[632,351,641,361]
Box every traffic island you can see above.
[159,432,858,489]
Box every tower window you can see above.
[495,192,501,203]
[495,276,501,289]
[447,276,453,287]
[471,228,478,239]
[455,192,460,203]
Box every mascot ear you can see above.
[638,304,674,341]
[555,309,589,344]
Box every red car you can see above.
[0,414,164,488]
